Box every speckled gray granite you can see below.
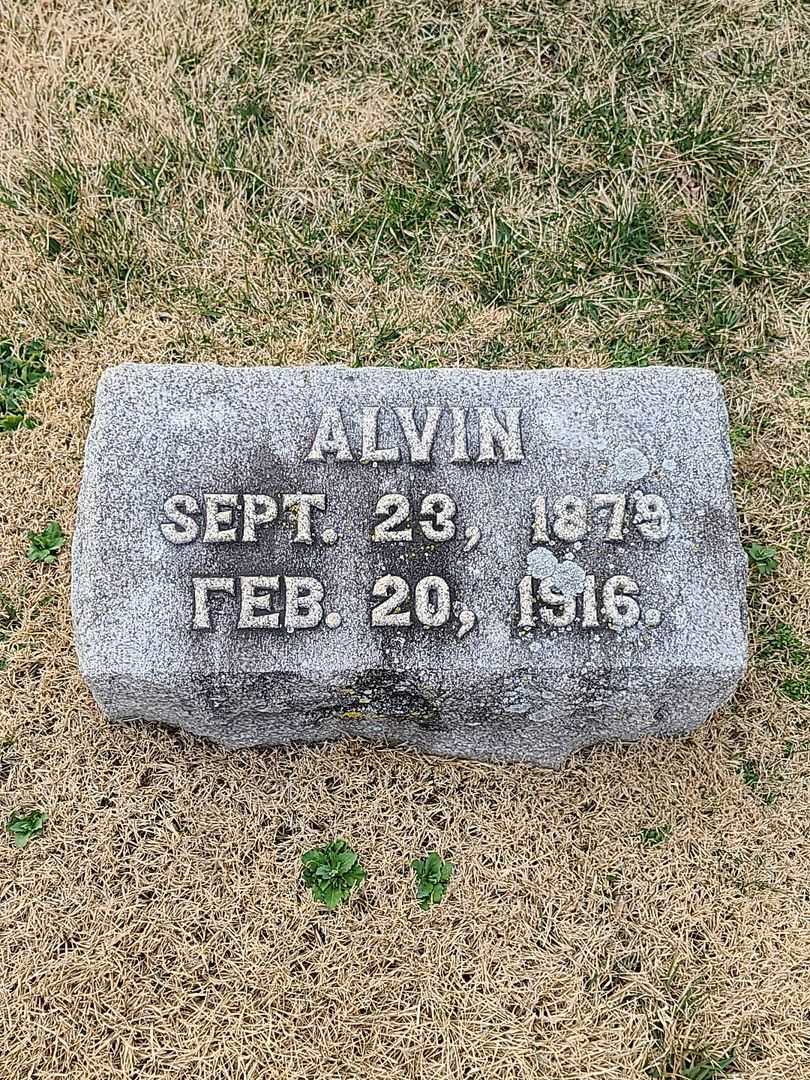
[71,364,748,766]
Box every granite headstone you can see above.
[71,364,748,765]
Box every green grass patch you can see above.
[738,759,778,805]
[568,199,660,281]
[0,159,81,219]
[759,622,807,663]
[64,79,121,118]
[776,463,810,495]
[348,185,454,252]
[669,93,748,178]
[103,154,172,203]
[648,1047,736,1080]
[607,338,654,367]
[475,216,531,306]
[781,676,810,703]
[574,98,646,169]
[640,824,671,847]
[0,340,49,431]
[0,592,21,642]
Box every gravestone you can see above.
[71,364,748,766]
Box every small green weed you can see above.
[782,741,810,760]
[301,839,366,910]
[745,543,778,577]
[0,339,49,431]
[6,808,47,849]
[411,851,453,909]
[233,94,275,134]
[348,319,405,367]
[26,521,66,564]
[640,825,670,846]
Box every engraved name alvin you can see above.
[157,405,671,639]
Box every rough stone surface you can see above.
[71,363,748,766]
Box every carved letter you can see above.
[238,576,281,629]
[242,495,277,542]
[283,493,326,543]
[160,494,199,544]
[285,577,325,629]
[477,407,523,462]
[306,407,353,462]
[203,494,239,542]
[394,406,442,463]
[361,407,399,463]
[450,408,470,463]
[192,577,235,630]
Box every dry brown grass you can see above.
[1,0,809,1077]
